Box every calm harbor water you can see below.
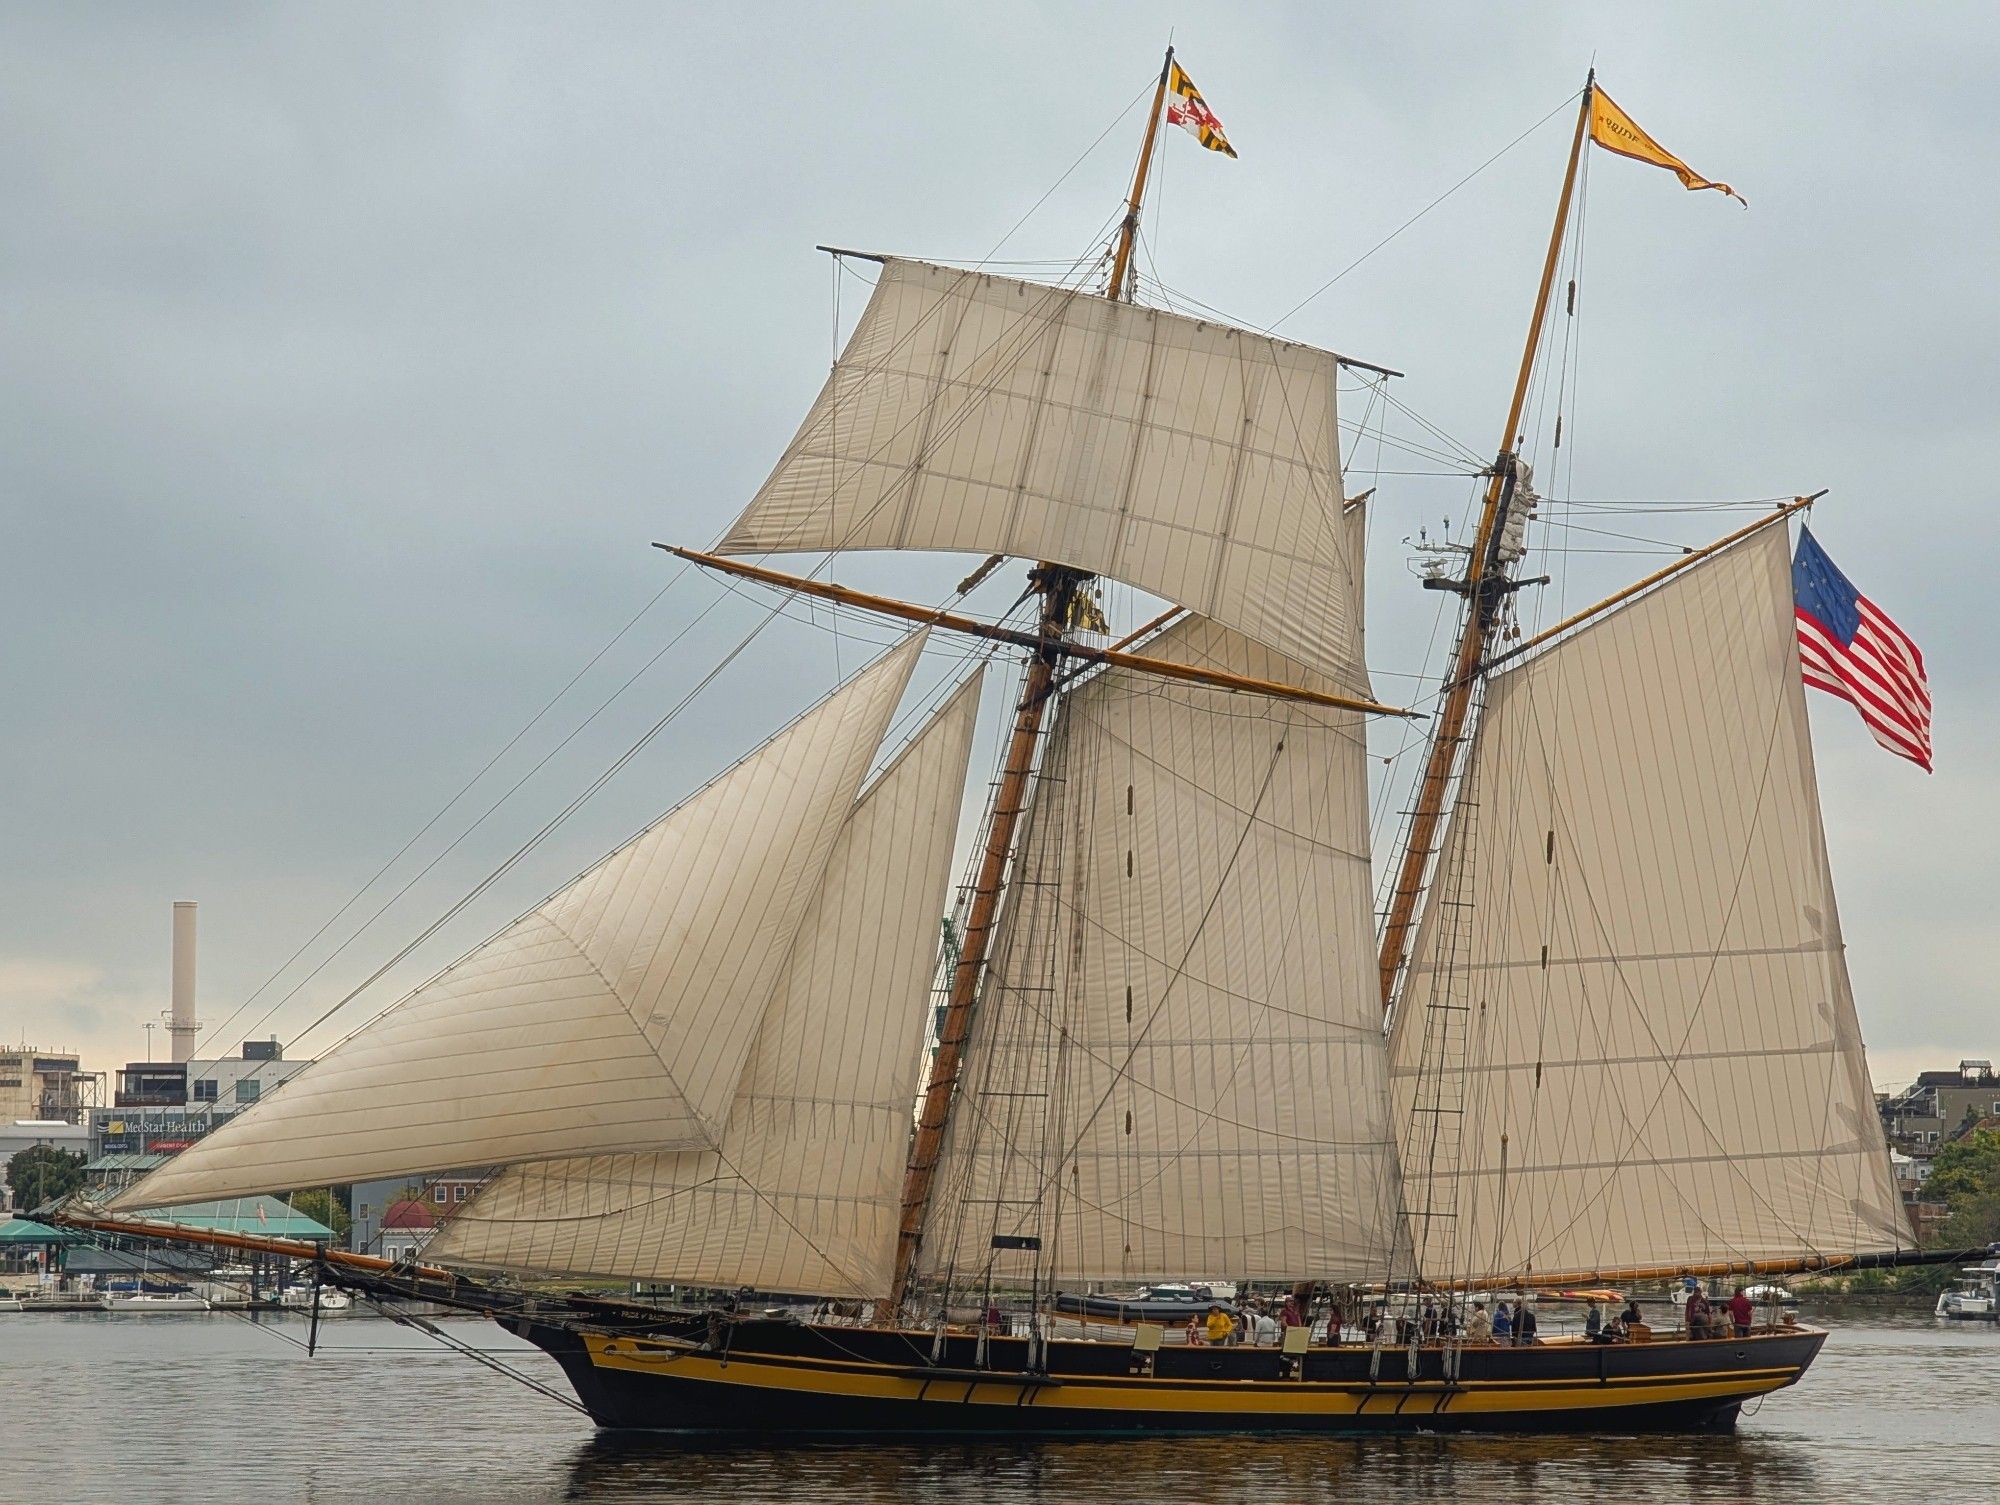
[1,1304,1993,1504]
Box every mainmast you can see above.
[1375,72,1597,1009]
[886,52,1176,1312]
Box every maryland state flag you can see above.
[1166,61,1237,158]
[1589,88,1742,204]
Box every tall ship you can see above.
[60,58,1950,1434]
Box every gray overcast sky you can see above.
[1,2,1991,1094]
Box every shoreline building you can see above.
[1881,1061,2000,1149]
[0,1049,97,1124]
[86,1041,312,1196]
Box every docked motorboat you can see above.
[279,1285,352,1313]
[104,1291,209,1312]
[1935,1260,1998,1321]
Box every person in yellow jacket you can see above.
[1205,1305,1235,1346]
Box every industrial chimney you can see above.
[168,900,201,1063]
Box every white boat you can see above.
[103,1291,209,1312]
[279,1285,351,1313]
[1935,1260,1999,1321]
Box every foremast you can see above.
[1375,73,1597,1010]
[885,52,1176,1314]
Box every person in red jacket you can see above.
[1728,1287,1755,1337]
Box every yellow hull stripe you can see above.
[582,1335,1799,1418]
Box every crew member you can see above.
[1465,1300,1493,1342]
[1205,1304,1235,1346]
[1729,1286,1755,1337]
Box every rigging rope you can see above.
[1271,87,1586,331]
[195,565,696,1063]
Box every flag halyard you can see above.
[1589,87,1743,205]
[1166,62,1237,157]
[1793,528,1932,771]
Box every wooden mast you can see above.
[886,56,1173,1312]
[1108,47,1174,301]
[1374,73,1597,1010]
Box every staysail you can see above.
[1387,525,1907,1281]
[429,673,982,1296]
[716,257,1362,682]
[918,616,1403,1285]
[113,634,927,1211]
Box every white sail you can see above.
[1388,525,1907,1281]
[429,672,983,1296]
[113,634,927,1211]
[918,617,1403,1285]
[717,257,1362,682]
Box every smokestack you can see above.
[168,901,200,1063]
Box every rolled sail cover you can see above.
[1388,525,1907,1282]
[718,257,1363,685]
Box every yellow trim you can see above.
[581,1334,1800,1419]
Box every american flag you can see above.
[1793,528,1931,771]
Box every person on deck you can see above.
[1280,1293,1304,1331]
[1685,1290,1712,1339]
[1584,1300,1603,1341]
[1622,1298,1644,1330]
[1492,1301,1513,1343]
[1465,1300,1493,1342]
[1185,1314,1204,1346]
[1514,1299,1539,1346]
[1205,1305,1234,1346]
[1729,1287,1755,1337]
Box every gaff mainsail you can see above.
[919,615,1404,1287]
[1388,524,1906,1284]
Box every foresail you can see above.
[717,258,1363,683]
[430,672,983,1295]
[919,617,1402,1285]
[112,634,927,1212]
[1387,525,1906,1282]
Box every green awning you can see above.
[0,1216,82,1245]
[127,1196,335,1240]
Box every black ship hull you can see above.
[505,1312,1825,1436]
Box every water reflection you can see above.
[559,1430,1826,1505]
[3,1307,1988,1504]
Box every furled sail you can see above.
[1387,525,1907,1281]
[112,634,928,1212]
[428,672,983,1295]
[717,257,1362,682]
[918,616,1403,1285]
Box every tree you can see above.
[1937,1181,2000,1250]
[5,1145,86,1212]
[1925,1128,2000,1207]
[285,1187,352,1244]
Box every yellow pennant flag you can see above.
[1588,88,1743,205]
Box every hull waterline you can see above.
[504,1314,1826,1436]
